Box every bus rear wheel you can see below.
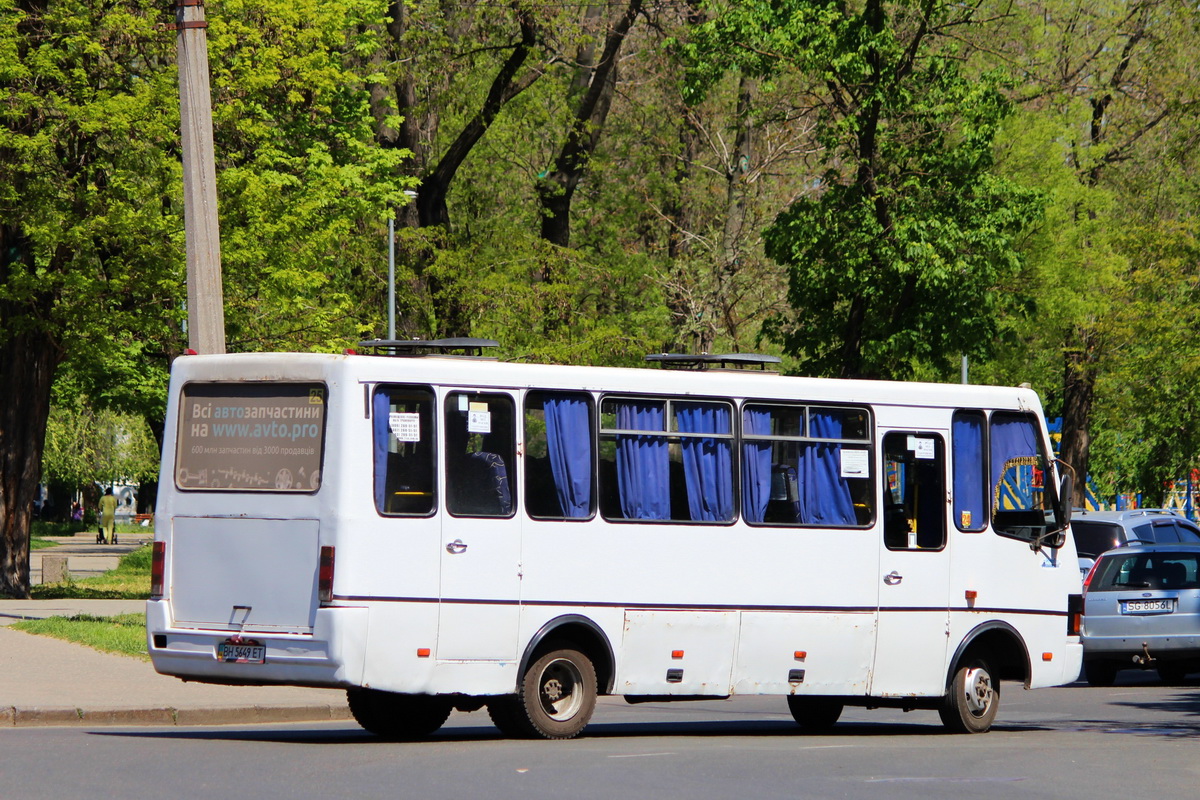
[347,688,452,739]
[488,646,597,739]
[938,658,999,734]
[786,696,843,731]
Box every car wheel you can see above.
[939,657,999,733]
[1083,660,1118,687]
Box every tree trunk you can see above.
[537,0,642,253]
[1059,335,1099,509]
[664,117,699,351]
[0,228,61,598]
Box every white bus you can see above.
[146,341,1082,738]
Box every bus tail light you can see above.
[1067,593,1083,636]
[150,541,166,599]
[318,546,335,604]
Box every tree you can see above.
[682,0,1042,379]
[1,0,182,596]
[42,397,160,514]
[0,0,411,596]
[987,0,1200,504]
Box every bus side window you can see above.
[882,432,946,550]
[373,386,436,516]
[990,412,1053,542]
[598,397,735,524]
[524,391,595,520]
[952,411,987,532]
[742,404,872,527]
[445,392,516,518]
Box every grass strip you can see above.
[32,544,152,600]
[11,613,149,660]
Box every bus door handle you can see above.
[883,571,903,586]
[446,539,468,555]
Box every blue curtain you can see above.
[615,401,669,519]
[741,408,773,522]
[675,402,733,521]
[952,413,985,530]
[801,412,857,525]
[990,415,1039,510]
[544,394,592,518]
[372,390,390,511]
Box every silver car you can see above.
[1081,542,1200,685]
[1072,508,1200,578]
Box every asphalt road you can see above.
[3,674,1197,800]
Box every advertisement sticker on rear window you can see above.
[176,382,327,492]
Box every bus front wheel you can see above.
[488,646,597,739]
[938,657,999,734]
[347,688,452,739]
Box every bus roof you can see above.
[169,351,1044,414]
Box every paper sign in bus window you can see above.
[389,412,421,442]
[841,449,870,478]
[468,402,491,434]
[908,436,936,459]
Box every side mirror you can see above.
[1057,473,1074,529]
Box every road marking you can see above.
[608,752,676,759]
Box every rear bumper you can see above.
[1081,633,1200,659]
[146,600,368,688]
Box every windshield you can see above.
[1093,551,1200,591]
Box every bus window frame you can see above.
[443,389,518,520]
[989,410,1061,546]
[523,389,598,522]
[372,384,438,518]
[951,409,989,533]
[597,393,738,526]
[740,401,875,529]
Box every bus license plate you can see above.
[1121,599,1173,614]
[217,639,266,664]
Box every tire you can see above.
[347,688,452,739]
[939,658,999,734]
[489,646,597,739]
[786,696,843,732]
[1083,660,1118,687]
[1156,661,1189,685]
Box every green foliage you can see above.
[207,0,415,352]
[683,1,1043,378]
[42,398,160,488]
[11,613,148,659]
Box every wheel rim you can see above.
[962,665,994,716]
[537,657,584,721]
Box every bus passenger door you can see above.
[871,430,951,697]
[437,389,523,661]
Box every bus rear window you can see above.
[175,382,327,492]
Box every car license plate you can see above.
[1121,599,1174,614]
[217,639,266,664]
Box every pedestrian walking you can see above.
[98,488,118,544]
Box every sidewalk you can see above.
[3,543,352,727]
[30,532,153,585]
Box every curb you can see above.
[2,704,352,728]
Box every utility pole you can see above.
[174,0,226,354]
